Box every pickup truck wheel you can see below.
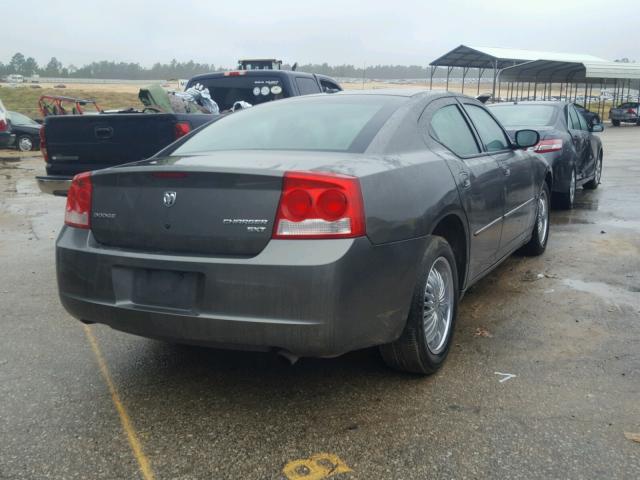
[520,182,550,256]
[379,237,458,375]
[553,167,576,209]
[584,153,602,190]
[17,135,34,152]
[611,119,620,127]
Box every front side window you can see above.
[430,105,480,157]
[464,104,510,152]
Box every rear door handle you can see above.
[459,171,471,189]
[94,126,114,139]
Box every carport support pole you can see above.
[527,82,531,100]
[429,66,436,91]
[477,68,485,96]
[492,60,498,100]
[446,66,453,91]
[533,82,537,100]
[461,67,469,94]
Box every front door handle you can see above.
[94,126,114,139]
[501,165,511,176]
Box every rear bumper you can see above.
[56,228,427,357]
[610,114,639,123]
[36,175,72,196]
[0,132,15,148]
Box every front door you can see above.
[461,102,536,255]
[568,105,590,180]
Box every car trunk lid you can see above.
[90,167,282,256]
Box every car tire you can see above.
[16,135,34,152]
[583,152,602,190]
[611,119,620,127]
[379,237,459,375]
[520,182,550,256]
[553,167,576,209]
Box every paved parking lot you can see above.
[1,127,639,479]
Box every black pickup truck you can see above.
[37,70,342,195]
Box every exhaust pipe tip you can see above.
[276,349,299,365]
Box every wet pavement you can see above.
[1,128,639,479]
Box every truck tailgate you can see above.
[44,113,197,176]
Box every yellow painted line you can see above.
[83,325,155,480]
[283,453,352,480]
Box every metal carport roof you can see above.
[429,45,607,69]
[499,59,640,83]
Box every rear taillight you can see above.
[39,127,48,161]
[0,119,7,132]
[64,172,92,229]
[174,121,191,139]
[627,108,637,115]
[272,171,365,239]
[532,138,563,153]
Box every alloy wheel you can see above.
[423,256,454,354]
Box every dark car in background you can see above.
[56,91,551,375]
[609,102,640,126]
[7,111,41,151]
[489,101,603,209]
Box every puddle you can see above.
[562,278,639,307]
[551,216,594,226]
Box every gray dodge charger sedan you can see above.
[57,90,552,374]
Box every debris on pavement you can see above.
[624,432,640,444]
[474,327,493,337]
[494,372,517,383]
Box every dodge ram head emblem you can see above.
[163,191,177,207]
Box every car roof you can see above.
[489,100,566,108]
[333,88,456,99]
[189,69,319,82]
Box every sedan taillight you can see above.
[272,171,366,239]
[39,127,48,161]
[533,139,563,153]
[65,172,93,229]
[0,119,7,132]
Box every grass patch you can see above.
[0,86,140,119]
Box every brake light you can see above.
[224,71,247,76]
[626,108,637,114]
[64,172,92,229]
[533,138,563,153]
[0,118,7,132]
[273,171,365,239]
[39,127,48,161]
[174,121,191,139]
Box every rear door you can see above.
[567,104,589,179]
[461,101,536,256]
[426,98,505,280]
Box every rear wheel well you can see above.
[432,215,467,291]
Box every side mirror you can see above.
[514,129,540,149]
[590,123,604,133]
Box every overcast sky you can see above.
[2,0,638,68]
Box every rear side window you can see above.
[296,77,321,95]
[430,105,480,157]
[568,106,581,130]
[464,104,510,152]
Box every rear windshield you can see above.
[187,76,287,111]
[171,95,405,154]
[618,102,639,108]
[489,104,557,127]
